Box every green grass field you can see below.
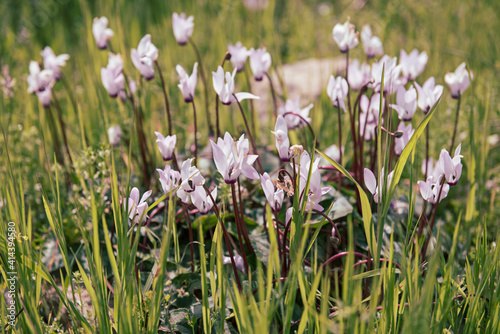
[1,0,499,333]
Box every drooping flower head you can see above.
[332,19,359,53]
[249,47,272,81]
[92,16,114,49]
[27,61,55,107]
[101,53,125,98]
[439,144,463,186]
[172,12,194,45]
[394,122,414,156]
[326,75,348,110]
[157,165,181,197]
[154,132,176,161]
[124,187,152,224]
[414,77,443,114]
[228,42,250,72]
[399,49,428,82]
[272,115,292,162]
[191,186,217,215]
[176,62,198,103]
[131,34,158,81]
[361,25,383,58]
[212,66,259,105]
[260,173,284,212]
[41,46,69,81]
[277,98,313,129]
[418,177,449,205]
[390,85,417,121]
[210,132,259,184]
[180,158,205,193]
[444,62,472,99]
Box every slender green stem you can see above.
[52,95,73,165]
[155,61,172,135]
[450,95,461,152]
[189,39,214,136]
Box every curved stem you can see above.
[282,112,319,147]
[233,94,264,173]
[322,251,369,269]
[155,61,172,135]
[450,95,461,152]
[265,72,278,119]
[189,39,214,136]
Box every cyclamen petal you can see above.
[92,16,114,49]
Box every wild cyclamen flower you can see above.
[180,158,205,193]
[176,62,198,103]
[101,53,125,98]
[124,187,152,223]
[390,85,417,121]
[370,55,403,95]
[364,168,394,204]
[418,177,449,205]
[439,144,463,186]
[332,19,359,53]
[278,98,313,129]
[210,132,259,184]
[293,151,331,211]
[212,66,259,105]
[228,42,250,72]
[249,47,272,81]
[260,173,284,212]
[359,93,384,141]
[131,34,158,81]
[394,122,414,155]
[348,59,371,91]
[272,115,292,162]
[361,25,383,58]
[326,75,348,110]
[399,49,428,82]
[108,125,122,146]
[27,61,55,107]
[172,12,194,45]
[415,77,443,114]
[444,62,472,98]
[40,46,69,81]
[92,16,114,49]
[157,165,181,196]
[154,132,176,161]
[1,65,16,98]
[191,186,217,215]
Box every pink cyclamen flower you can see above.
[370,55,403,95]
[176,62,198,103]
[390,85,417,121]
[399,49,428,82]
[101,53,125,98]
[260,173,284,212]
[172,12,194,45]
[444,62,472,99]
[180,158,205,193]
[394,122,415,156]
[1,65,16,98]
[327,75,348,111]
[364,167,394,204]
[249,47,272,81]
[359,93,384,141]
[222,254,247,274]
[27,61,55,107]
[228,42,250,72]
[108,125,122,146]
[40,46,69,81]
[92,16,114,49]
[191,186,217,215]
[212,66,259,105]
[278,98,313,129]
[439,144,463,186]
[131,34,158,81]
[154,132,176,161]
[332,19,359,53]
[157,165,181,197]
[361,25,383,58]
[124,187,152,224]
[210,132,259,184]
[414,77,443,114]
[348,59,371,91]
[272,115,292,162]
[418,177,449,205]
